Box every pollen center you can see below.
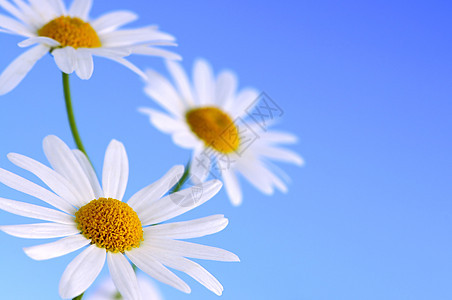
[186,106,240,153]
[75,198,143,253]
[38,16,101,48]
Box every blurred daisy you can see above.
[87,275,163,300]
[0,0,180,95]
[0,135,238,299]
[139,59,304,206]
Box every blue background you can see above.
[0,0,451,299]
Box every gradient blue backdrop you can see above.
[0,1,451,299]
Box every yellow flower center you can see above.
[186,106,240,154]
[37,16,101,48]
[75,198,143,253]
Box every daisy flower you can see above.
[0,0,180,95]
[0,135,238,299]
[139,59,304,206]
[87,275,163,300]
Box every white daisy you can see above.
[139,59,304,206]
[0,135,238,299]
[87,275,163,300]
[0,0,180,95]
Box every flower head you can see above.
[140,59,304,205]
[0,0,180,95]
[0,135,238,299]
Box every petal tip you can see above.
[22,247,41,261]
[173,164,185,175]
[210,179,223,188]
[109,139,124,149]
[137,106,151,115]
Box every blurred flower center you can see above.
[186,106,240,153]
[38,16,101,48]
[75,197,143,253]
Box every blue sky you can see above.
[0,0,451,299]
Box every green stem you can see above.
[62,72,91,163]
[171,161,191,194]
[63,73,90,300]
[72,293,84,300]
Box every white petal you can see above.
[102,140,128,200]
[172,131,199,149]
[237,159,287,195]
[237,162,272,194]
[87,47,131,57]
[53,46,77,74]
[72,150,102,199]
[136,275,164,300]
[230,88,259,118]
[268,168,288,193]
[8,153,84,208]
[107,253,141,300]
[0,44,48,95]
[101,27,175,47]
[0,197,74,224]
[0,0,26,22]
[68,0,92,20]
[82,277,115,300]
[137,41,178,47]
[152,251,223,296]
[0,167,75,214]
[262,131,298,144]
[144,69,185,117]
[128,165,184,213]
[59,245,106,299]
[258,146,304,166]
[43,135,95,205]
[139,179,222,225]
[85,274,163,300]
[221,168,243,206]
[100,55,146,79]
[127,247,190,294]
[0,222,79,239]
[74,51,94,79]
[46,0,67,16]
[193,59,215,106]
[144,238,239,262]
[91,11,138,33]
[10,0,41,28]
[138,107,186,134]
[18,36,60,47]
[215,70,237,108]
[189,148,211,184]
[132,46,181,61]
[166,60,195,106]
[24,0,56,19]
[24,234,89,260]
[0,14,33,36]
[144,215,228,239]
